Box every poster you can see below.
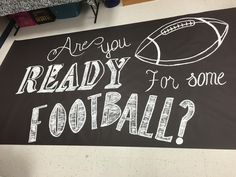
[0,8,236,149]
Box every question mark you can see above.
[176,99,195,145]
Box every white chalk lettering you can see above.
[101,92,121,127]
[16,65,44,94]
[56,63,79,92]
[88,93,102,130]
[160,76,179,89]
[105,57,130,89]
[146,70,179,92]
[99,37,131,58]
[28,105,48,143]
[38,64,64,93]
[186,72,226,87]
[176,100,195,145]
[78,60,105,90]
[17,57,130,94]
[69,99,86,133]
[49,103,67,137]
[138,95,157,138]
[47,36,104,62]
[155,97,174,143]
[116,93,138,135]
[27,92,196,144]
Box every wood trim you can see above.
[122,0,153,6]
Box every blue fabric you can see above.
[104,0,120,8]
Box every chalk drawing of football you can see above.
[135,17,229,66]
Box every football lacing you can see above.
[161,20,195,35]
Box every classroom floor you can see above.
[1,0,236,176]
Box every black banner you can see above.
[1,8,236,149]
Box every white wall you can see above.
[1,0,236,177]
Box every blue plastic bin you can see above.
[50,3,81,19]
